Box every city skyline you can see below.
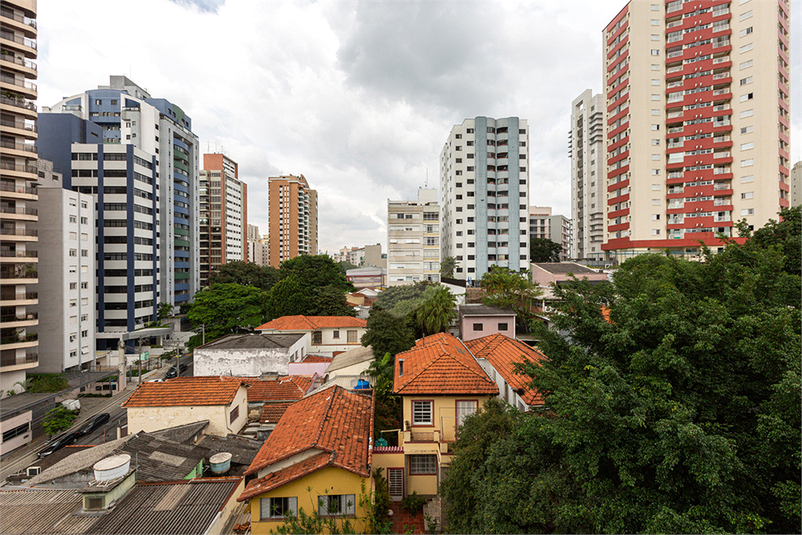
[34,0,800,255]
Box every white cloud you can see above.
[37,0,802,255]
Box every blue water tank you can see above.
[355,379,370,390]
[376,438,388,447]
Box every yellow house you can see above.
[238,385,374,534]
[373,333,498,500]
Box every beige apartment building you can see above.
[268,174,318,267]
[602,0,791,262]
[387,188,440,286]
[199,153,247,285]
[0,0,39,397]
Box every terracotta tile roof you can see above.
[240,376,313,403]
[393,333,498,395]
[256,315,367,331]
[302,354,334,363]
[244,386,373,479]
[464,334,546,406]
[239,452,331,501]
[260,402,294,424]
[122,376,246,408]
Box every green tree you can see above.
[187,283,267,349]
[373,282,437,318]
[27,373,69,394]
[157,302,174,322]
[280,255,354,293]
[481,266,542,330]
[208,260,281,291]
[440,256,457,278]
[361,309,415,360]
[337,260,359,273]
[310,284,357,317]
[43,406,78,436]
[264,275,314,321]
[414,286,457,336]
[530,237,562,262]
[362,352,401,442]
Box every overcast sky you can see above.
[37,0,800,255]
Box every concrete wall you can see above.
[0,410,32,457]
[126,386,248,436]
[194,338,306,377]
[460,315,516,341]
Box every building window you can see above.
[332,330,340,339]
[498,322,508,331]
[229,405,239,424]
[318,494,356,516]
[473,323,483,332]
[312,331,322,344]
[347,330,358,344]
[409,454,437,475]
[260,497,298,519]
[412,400,433,425]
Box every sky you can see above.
[37,0,801,256]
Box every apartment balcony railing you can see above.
[714,152,731,158]
[0,30,36,49]
[0,312,37,322]
[0,139,36,153]
[0,250,37,258]
[0,94,36,111]
[0,117,36,132]
[714,217,731,222]
[0,352,38,367]
[0,228,37,238]
[0,182,37,194]
[714,199,730,206]
[712,73,730,81]
[0,52,37,71]
[713,56,730,64]
[0,73,36,91]
[0,332,37,345]
[0,8,37,28]
[713,183,731,190]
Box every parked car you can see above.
[165,366,178,379]
[76,413,110,437]
[38,431,80,458]
[178,362,188,373]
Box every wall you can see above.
[460,315,516,341]
[401,395,492,443]
[126,386,247,436]
[248,466,369,535]
[194,338,306,377]
[0,410,32,457]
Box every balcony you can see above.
[0,181,37,197]
[0,311,37,327]
[0,139,37,154]
[0,93,36,115]
[0,250,37,261]
[0,29,37,57]
[0,291,36,306]
[0,8,37,31]
[0,351,38,369]
[0,228,37,241]
[0,73,36,95]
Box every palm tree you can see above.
[415,286,457,336]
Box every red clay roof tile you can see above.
[240,376,313,403]
[302,355,334,363]
[256,315,366,331]
[465,334,546,406]
[393,333,498,395]
[239,452,332,501]
[244,386,373,479]
[122,376,246,408]
[260,402,294,424]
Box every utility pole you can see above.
[202,324,205,346]
[137,338,142,383]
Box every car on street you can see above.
[38,431,80,458]
[76,413,110,437]
[178,362,188,373]
[165,366,178,379]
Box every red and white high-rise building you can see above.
[602,0,791,262]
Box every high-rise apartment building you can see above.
[388,188,440,286]
[199,153,247,285]
[38,113,159,350]
[0,0,39,397]
[570,90,605,261]
[602,0,791,262]
[440,117,530,280]
[529,206,573,261]
[792,161,801,208]
[33,162,96,373]
[44,75,200,305]
[268,174,318,267]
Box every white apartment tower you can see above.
[570,90,605,261]
[387,188,440,286]
[440,117,530,280]
[602,0,791,262]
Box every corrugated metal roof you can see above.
[0,489,98,534]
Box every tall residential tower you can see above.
[602,0,791,262]
[440,117,530,280]
[268,174,318,267]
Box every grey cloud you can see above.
[169,0,224,13]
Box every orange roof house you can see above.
[238,386,374,532]
[255,316,368,357]
[123,377,249,437]
[465,333,546,409]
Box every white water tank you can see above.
[93,454,131,481]
[209,452,232,474]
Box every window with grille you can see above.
[412,400,433,425]
[317,494,355,516]
[260,497,298,519]
[409,454,437,475]
[312,331,322,344]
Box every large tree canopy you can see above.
[530,237,562,262]
[187,283,267,349]
[280,254,354,293]
[481,266,542,330]
[208,260,281,291]
[373,282,438,318]
[442,208,801,534]
[361,309,415,359]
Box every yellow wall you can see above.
[248,466,369,535]
[402,395,492,442]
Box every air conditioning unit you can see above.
[27,466,41,476]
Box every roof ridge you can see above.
[396,340,450,393]
[310,385,339,448]
[449,340,494,385]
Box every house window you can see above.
[412,400,433,425]
[229,405,239,424]
[332,330,340,339]
[472,323,483,331]
[498,322,508,331]
[312,331,322,344]
[347,330,358,344]
[318,494,356,516]
[409,454,437,475]
[260,497,298,519]
[456,400,478,428]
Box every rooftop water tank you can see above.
[210,452,232,474]
[93,454,131,481]
[354,379,370,390]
